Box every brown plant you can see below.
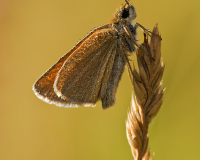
[126,24,164,160]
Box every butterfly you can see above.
[33,1,138,109]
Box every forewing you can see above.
[54,28,117,106]
[33,48,74,107]
[33,24,116,107]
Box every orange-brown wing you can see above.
[32,24,116,107]
[54,28,118,106]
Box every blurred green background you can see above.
[1,0,200,159]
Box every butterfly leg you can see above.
[136,23,162,40]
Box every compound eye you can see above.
[121,9,129,18]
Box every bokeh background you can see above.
[1,0,200,159]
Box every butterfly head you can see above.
[120,3,137,21]
[111,1,137,24]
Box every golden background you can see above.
[1,0,200,159]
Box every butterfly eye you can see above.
[121,9,129,18]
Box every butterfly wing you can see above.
[54,27,118,106]
[33,24,118,107]
[100,47,126,109]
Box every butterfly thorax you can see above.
[110,4,137,52]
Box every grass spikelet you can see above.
[126,24,164,160]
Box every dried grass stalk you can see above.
[126,24,164,160]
